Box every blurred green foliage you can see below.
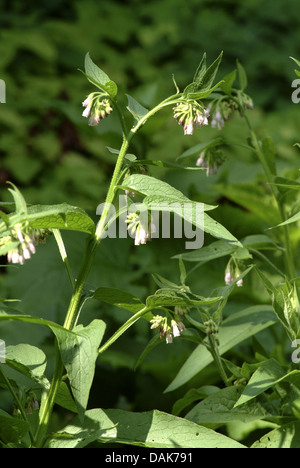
[1,0,300,443]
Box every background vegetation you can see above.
[1,0,300,445]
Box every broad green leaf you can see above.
[165,305,276,392]
[1,204,95,235]
[27,204,95,234]
[251,421,300,448]
[121,174,241,246]
[48,408,245,448]
[126,94,149,123]
[84,52,118,97]
[186,385,277,424]
[92,287,147,315]
[122,174,194,203]
[146,288,221,308]
[4,344,48,388]
[7,182,27,214]
[51,319,106,420]
[234,359,300,407]
[0,409,29,444]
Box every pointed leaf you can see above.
[51,319,106,420]
[92,287,146,314]
[126,94,149,123]
[165,305,276,392]
[48,408,245,448]
[83,52,118,97]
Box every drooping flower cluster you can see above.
[126,213,156,246]
[196,147,225,176]
[82,93,113,126]
[150,314,185,344]
[207,91,254,132]
[0,223,51,265]
[173,100,209,135]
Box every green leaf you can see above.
[4,344,48,388]
[83,52,118,97]
[234,359,300,407]
[255,269,300,340]
[92,287,146,314]
[176,138,224,163]
[251,421,300,448]
[219,69,237,96]
[48,408,245,448]
[290,56,300,67]
[7,183,27,215]
[236,59,247,91]
[173,239,239,263]
[146,288,221,309]
[183,80,224,100]
[165,305,276,392]
[121,174,241,246]
[0,309,72,333]
[270,210,300,229]
[55,382,78,414]
[193,52,207,83]
[185,385,276,424]
[242,234,282,251]
[0,409,29,444]
[172,386,219,416]
[8,203,95,234]
[200,51,223,91]
[51,319,106,420]
[126,94,149,123]
[272,176,300,192]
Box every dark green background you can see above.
[0,0,300,443]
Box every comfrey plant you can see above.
[1,52,300,449]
